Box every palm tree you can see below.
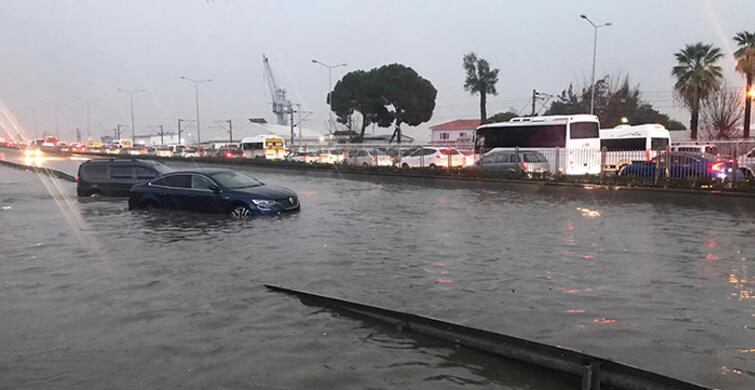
[463,52,499,123]
[672,42,724,140]
[734,31,755,138]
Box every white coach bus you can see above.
[475,114,601,175]
[599,124,671,171]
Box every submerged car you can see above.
[77,159,173,197]
[128,169,300,217]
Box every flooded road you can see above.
[1,148,753,389]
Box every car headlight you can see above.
[251,199,277,209]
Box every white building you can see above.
[429,119,480,145]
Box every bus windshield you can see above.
[569,122,599,139]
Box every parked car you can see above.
[737,146,755,180]
[128,169,300,217]
[70,143,87,153]
[127,147,148,156]
[216,147,243,159]
[400,147,465,168]
[286,151,320,163]
[473,150,550,174]
[671,144,719,157]
[347,149,393,166]
[460,150,477,167]
[180,147,200,158]
[155,146,173,157]
[619,152,742,181]
[77,159,173,197]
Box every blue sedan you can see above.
[619,152,742,181]
[128,169,300,217]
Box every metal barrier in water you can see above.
[266,284,714,390]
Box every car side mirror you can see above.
[208,184,220,193]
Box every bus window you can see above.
[569,122,599,139]
[650,138,669,150]
[242,142,263,150]
[481,124,566,149]
[601,138,646,151]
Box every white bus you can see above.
[240,135,286,160]
[600,124,671,171]
[475,114,601,175]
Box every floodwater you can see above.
[0,148,753,389]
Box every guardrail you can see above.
[267,284,714,390]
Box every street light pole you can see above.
[580,14,612,115]
[312,59,347,132]
[75,97,97,140]
[117,88,145,142]
[180,76,212,144]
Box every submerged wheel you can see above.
[402,163,409,168]
[143,200,158,211]
[362,162,369,167]
[88,190,102,198]
[229,205,253,218]
[429,163,437,169]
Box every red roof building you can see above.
[428,119,481,144]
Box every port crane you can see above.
[262,54,293,126]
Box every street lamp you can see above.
[180,76,212,144]
[580,14,612,115]
[75,97,97,140]
[117,88,146,142]
[311,59,347,132]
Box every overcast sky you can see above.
[0,0,752,143]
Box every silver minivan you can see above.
[475,150,550,173]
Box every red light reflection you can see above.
[438,279,454,284]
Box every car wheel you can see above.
[229,205,253,218]
[429,164,437,169]
[402,163,409,168]
[143,200,158,211]
[88,190,102,198]
[362,162,369,167]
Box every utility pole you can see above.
[116,124,124,140]
[158,125,165,145]
[178,118,184,145]
[532,89,537,116]
[215,120,234,143]
[117,88,146,141]
[290,109,297,146]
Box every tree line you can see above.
[325,30,753,142]
[463,30,755,140]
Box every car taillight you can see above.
[436,154,441,159]
[76,175,81,185]
[709,161,725,172]
[226,152,232,158]
[371,157,376,162]
[520,162,528,170]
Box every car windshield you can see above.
[209,171,263,189]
